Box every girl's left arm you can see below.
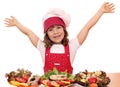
[77,2,115,45]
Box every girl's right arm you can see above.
[77,2,115,45]
[4,16,40,48]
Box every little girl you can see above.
[4,2,114,74]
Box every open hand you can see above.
[4,16,17,27]
[101,2,115,13]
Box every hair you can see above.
[43,29,69,48]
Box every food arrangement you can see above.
[5,68,74,87]
[5,68,111,87]
[5,68,32,87]
[40,68,75,87]
[74,70,111,87]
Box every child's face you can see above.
[47,25,65,44]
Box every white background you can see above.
[0,0,120,87]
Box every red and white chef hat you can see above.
[42,8,71,33]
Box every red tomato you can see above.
[47,81,54,87]
[56,80,66,86]
[88,77,97,84]
[15,77,27,83]
[22,75,29,80]
[39,80,43,84]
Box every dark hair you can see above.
[43,29,69,48]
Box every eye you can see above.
[48,28,53,32]
[57,26,62,29]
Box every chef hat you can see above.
[42,8,71,33]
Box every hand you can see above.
[4,16,18,27]
[101,2,115,13]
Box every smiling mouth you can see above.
[53,35,61,38]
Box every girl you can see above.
[4,2,114,74]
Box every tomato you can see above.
[88,77,97,84]
[22,75,29,80]
[46,81,54,87]
[39,80,43,84]
[40,79,50,86]
[56,80,66,86]
[15,77,27,83]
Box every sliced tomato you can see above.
[56,80,66,86]
[39,80,43,84]
[46,81,54,87]
[88,77,97,84]
[22,75,29,81]
[41,80,59,87]
[15,77,27,83]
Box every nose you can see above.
[53,28,58,33]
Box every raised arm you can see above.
[77,2,115,45]
[4,16,40,47]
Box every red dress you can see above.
[44,45,73,74]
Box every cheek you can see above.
[62,31,65,37]
[47,33,53,39]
